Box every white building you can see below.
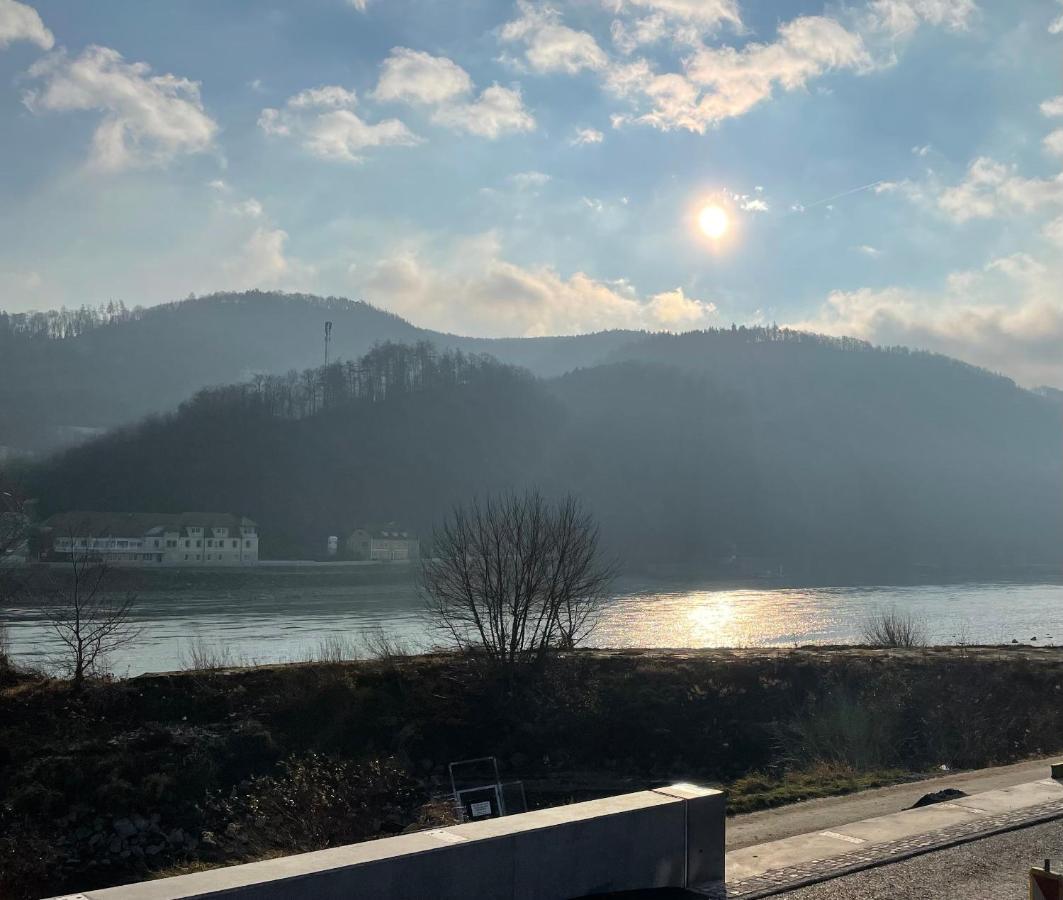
[43,511,259,567]
[346,524,419,561]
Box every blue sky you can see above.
[1,0,1062,385]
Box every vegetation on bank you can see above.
[15,320,1063,575]
[3,645,1063,898]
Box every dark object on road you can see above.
[909,788,968,808]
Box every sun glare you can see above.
[698,204,729,240]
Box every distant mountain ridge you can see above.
[0,291,641,454]
[22,335,1062,578]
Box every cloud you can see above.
[509,170,551,189]
[1041,96,1063,118]
[937,156,1063,222]
[501,1,609,74]
[866,0,977,40]
[608,16,871,133]
[0,0,51,49]
[222,227,315,291]
[372,47,474,105]
[797,256,1063,387]
[347,0,369,10]
[571,126,604,145]
[430,84,535,138]
[356,236,717,336]
[856,244,881,256]
[23,45,217,171]
[258,85,419,162]
[370,47,535,139]
[607,0,741,52]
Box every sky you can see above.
[0,0,1061,386]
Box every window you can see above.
[245,540,251,548]
[196,540,202,548]
[232,539,238,548]
[154,539,160,548]
[185,539,190,548]
[207,539,213,548]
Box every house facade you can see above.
[346,524,419,561]
[42,511,259,567]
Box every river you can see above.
[2,568,1062,676]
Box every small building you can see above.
[346,523,419,561]
[40,511,259,567]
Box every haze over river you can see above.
[3,567,1063,676]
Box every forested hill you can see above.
[21,336,1063,579]
[0,291,639,454]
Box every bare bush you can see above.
[860,606,928,648]
[181,636,236,671]
[423,491,615,672]
[361,626,412,663]
[314,634,361,664]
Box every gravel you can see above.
[780,818,1063,899]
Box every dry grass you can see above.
[861,606,928,648]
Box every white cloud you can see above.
[571,126,604,145]
[912,143,932,156]
[431,84,535,138]
[607,0,741,53]
[866,0,977,40]
[0,0,52,50]
[1041,96,1063,118]
[938,156,1063,222]
[23,45,217,171]
[347,0,369,10]
[258,85,420,162]
[509,170,551,189]
[501,1,609,74]
[373,48,474,105]
[737,195,768,212]
[608,16,871,133]
[1044,129,1063,159]
[356,235,717,336]
[856,244,881,256]
[797,255,1063,387]
[223,227,314,290]
[1043,215,1063,247]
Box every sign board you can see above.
[1031,866,1063,900]
[469,801,493,818]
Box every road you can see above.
[727,755,1060,849]
[779,816,1063,899]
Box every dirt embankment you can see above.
[3,645,1063,898]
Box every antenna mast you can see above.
[324,320,333,367]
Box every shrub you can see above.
[861,607,928,648]
[204,754,422,857]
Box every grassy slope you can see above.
[3,646,1063,897]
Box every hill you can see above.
[20,333,1063,578]
[0,291,640,455]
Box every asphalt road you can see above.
[779,817,1063,899]
[727,755,1060,849]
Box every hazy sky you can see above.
[1,0,1061,385]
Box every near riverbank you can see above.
[3,646,1063,898]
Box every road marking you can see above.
[819,831,866,844]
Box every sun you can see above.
[698,204,729,240]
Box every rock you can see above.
[909,788,967,809]
[113,817,137,838]
[146,844,162,856]
[167,828,185,845]
[132,814,149,832]
[108,838,122,854]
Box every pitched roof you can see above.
[40,511,256,537]
[351,522,417,539]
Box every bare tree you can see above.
[422,491,615,672]
[43,549,140,687]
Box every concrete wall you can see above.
[53,784,725,900]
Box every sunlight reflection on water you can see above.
[3,578,1063,675]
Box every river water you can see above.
[2,569,1062,676]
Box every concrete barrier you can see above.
[51,784,724,900]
